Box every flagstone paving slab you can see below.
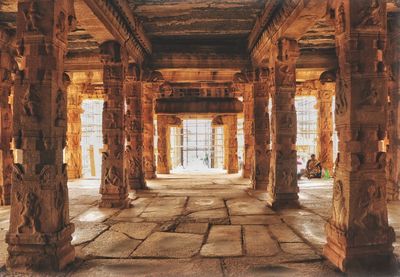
[244,225,280,257]
[132,232,204,258]
[82,230,141,258]
[110,222,157,240]
[201,225,242,257]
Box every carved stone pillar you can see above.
[223,114,239,174]
[0,29,14,205]
[252,73,270,190]
[124,64,146,189]
[157,114,170,174]
[316,83,334,176]
[7,0,75,271]
[142,83,156,179]
[242,83,254,178]
[66,79,83,179]
[324,1,396,272]
[99,41,129,208]
[267,38,299,209]
[386,13,400,201]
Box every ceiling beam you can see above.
[250,0,328,65]
[80,0,151,64]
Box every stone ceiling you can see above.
[128,0,266,39]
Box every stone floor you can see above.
[0,172,399,276]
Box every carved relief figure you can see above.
[336,2,346,33]
[357,0,382,27]
[360,82,379,106]
[22,84,40,118]
[335,76,347,116]
[332,180,346,228]
[23,2,41,32]
[104,166,121,187]
[355,180,386,229]
[55,89,66,126]
[107,112,118,129]
[17,192,41,234]
[56,11,66,40]
[39,165,52,189]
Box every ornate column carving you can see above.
[65,77,83,179]
[223,114,239,174]
[0,29,14,205]
[99,41,129,208]
[252,69,270,190]
[324,1,396,272]
[316,82,335,175]
[142,82,156,179]
[7,0,76,271]
[124,64,146,189]
[242,83,254,178]
[267,38,299,209]
[386,13,400,201]
[156,114,170,174]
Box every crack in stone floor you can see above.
[0,172,399,276]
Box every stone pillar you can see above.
[0,29,14,205]
[242,83,254,178]
[316,83,334,176]
[142,83,156,179]
[324,1,396,272]
[223,114,239,174]
[124,64,146,189]
[65,78,83,179]
[157,114,170,174]
[267,38,299,209]
[99,41,129,208]
[252,72,270,190]
[386,13,400,201]
[7,0,75,271]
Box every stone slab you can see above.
[227,198,275,216]
[269,224,304,243]
[71,258,223,277]
[175,223,209,234]
[244,226,280,257]
[280,242,317,256]
[140,197,186,219]
[74,207,119,223]
[72,222,109,245]
[201,225,242,257]
[132,232,203,258]
[113,198,152,220]
[82,230,141,258]
[110,222,157,240]
[231,215,282,225]
[186,197,225,212]
[186,208,229,224]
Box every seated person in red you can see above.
[306,154,322,179]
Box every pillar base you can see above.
[266,193,300,210]
[145,172,157,179]
[99,195,131,208]
[324,222,397,274]
[251,179,268,190]
[6,224,75,273]
[129,178,147,190]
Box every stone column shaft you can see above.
[7,0,75,271]
[324,1,395,272]
[99,41,129,208]
[142,83,156,179]
[0,29,14,205]
[125,68,146,189]
[386,13,400,200]
[157,114,170,174]
[252,79,270,189]
[268,38,299,209]
[316,85,334,175]
[223,114,239,174]
[66,81,82,179]
[242,84,254,178]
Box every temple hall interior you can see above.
[0,0,399,276]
